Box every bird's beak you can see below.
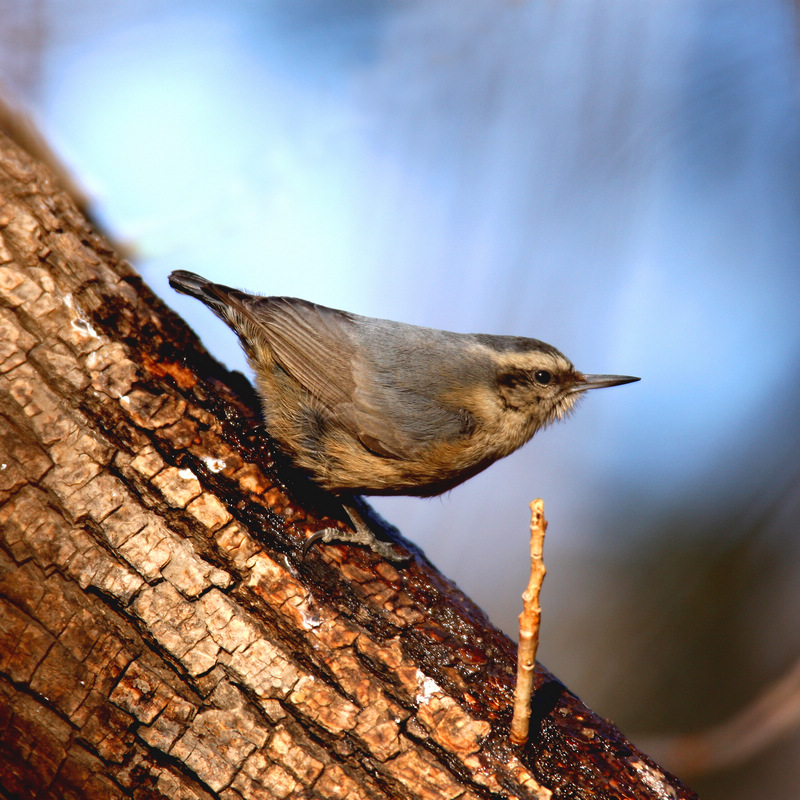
[571,373,640,392]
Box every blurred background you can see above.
[2,0,799,796]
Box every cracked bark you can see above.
[0,129,697,800]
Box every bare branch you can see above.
[510,499,548,746]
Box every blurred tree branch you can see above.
[647,652,800,779]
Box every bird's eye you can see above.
[534,370,552,385]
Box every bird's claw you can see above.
[301,528,333,560]
[301,525,407,563]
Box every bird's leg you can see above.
[302,501,406,562]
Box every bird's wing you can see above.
[236,296,468,459]
[242,295,358,412]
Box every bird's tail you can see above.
[168,270,238,316]
[169,270,221,303]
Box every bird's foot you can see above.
[302,505,406,563]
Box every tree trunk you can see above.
[0,128,697,800]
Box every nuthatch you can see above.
[169,270,639,560]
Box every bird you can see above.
[169,270,639,560]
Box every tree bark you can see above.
[0,129,697,800]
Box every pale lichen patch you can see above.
[415,673,443,706]
[201,455,227,473]
[61,292,102,348]
[152,466,203,508]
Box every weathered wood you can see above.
[0,128,697,800]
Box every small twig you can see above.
[510,499,548,745]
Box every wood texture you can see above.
[0,129,697,800]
